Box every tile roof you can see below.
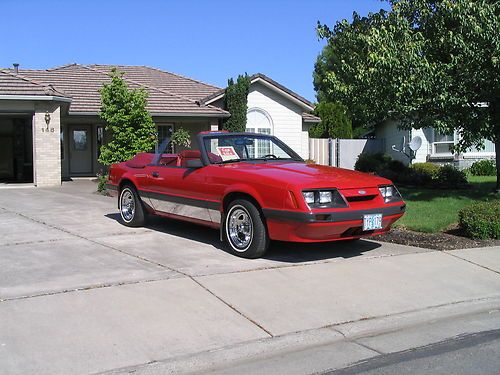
[3,64,228,117]
[90,65,221,101]
[0,69,69,97]
[302,112,321,123]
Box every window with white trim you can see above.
[246,108,273,158]
[432,130,454,155]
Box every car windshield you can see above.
[201,133,303,164]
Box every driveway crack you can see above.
[191,277,274,338]
[443,251,500,276]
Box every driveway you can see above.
[1,180,500,374]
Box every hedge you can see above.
[458,200,500,240]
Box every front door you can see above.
[69,125,92,175]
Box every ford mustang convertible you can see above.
[106,132,405,258]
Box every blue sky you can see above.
[1,0,387,102]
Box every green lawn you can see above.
[395,176,498,233]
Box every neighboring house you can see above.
[376,120,496,168]
[0,64,318,187]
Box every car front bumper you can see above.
[262,204,406,242]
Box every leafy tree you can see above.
[315,0,500,189]
[98,68,156,166]
[309,102,353,138]
[223,74,251,132]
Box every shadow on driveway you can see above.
[105,213,381,263]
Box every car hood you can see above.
[225,162,391,189]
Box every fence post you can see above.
[328,138,332,166]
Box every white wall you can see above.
[375,120,432,165]
[247,82,307,158]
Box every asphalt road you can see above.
[326,329,500,375]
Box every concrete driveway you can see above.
[1,180,500,374]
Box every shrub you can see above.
[170,127,191,148]
[459,200,500,239]
[435,164,467,188]
[411,162,440,179]
[385,160,407,174]
[96,172,108,194]
[354,153,391,173]
[469,159,496,176]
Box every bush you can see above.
[411,162,440,179]
[435,164,468,188]
[354,153,392,173]
[170,127,191,148]
[96,172,108,194]
[469,159,496,176]
[459,200,500,239]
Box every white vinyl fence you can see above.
[309,138,382,169]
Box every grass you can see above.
[395,175,498,233]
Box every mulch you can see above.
[374,227,500,251]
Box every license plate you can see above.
[363,214,383,231]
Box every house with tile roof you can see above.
[0,64,318,186]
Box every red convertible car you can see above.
[106,132,405,258]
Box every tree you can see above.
[309,102,353,138]
[98,68,156,166]
[223,74,251,132]
[315,0,500,189]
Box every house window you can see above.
[246,108,273,158]
[73,130,88,151]
[157,124,174,153]
[96,126,104,159]
[60,127,64,160]
[432,131,454,155]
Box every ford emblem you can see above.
[358,190,366,195]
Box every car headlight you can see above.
[379,185,402,203]
[302,189,348,208]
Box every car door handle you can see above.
[151,171,159,178]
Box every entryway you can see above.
[69,125,93,175]
[0,116,33,183]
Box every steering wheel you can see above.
[262,154,278,159]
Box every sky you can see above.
[1,0,387,102]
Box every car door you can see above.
[142,160,220,224]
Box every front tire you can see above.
[119,185,145,227]
[224,199,269,258]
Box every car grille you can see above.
[345,194,377,202]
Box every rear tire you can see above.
[224,199,269,258]
[119,185,145,227]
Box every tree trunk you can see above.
[496,138,500,192]
[493,99,500,192]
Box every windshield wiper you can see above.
[214,158,247,164]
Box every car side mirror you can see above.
[186,159,203,168]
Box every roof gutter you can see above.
[0,95,72,103]
[68,111,230,118]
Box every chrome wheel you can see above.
[120,188,135,222]
[227,205,253,251]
